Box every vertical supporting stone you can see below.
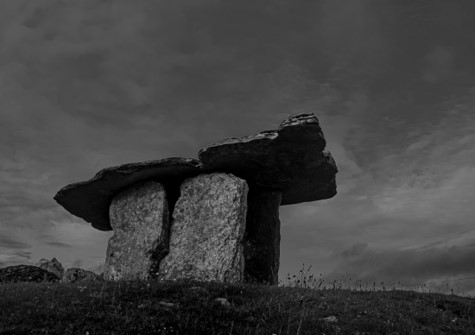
[104,181,169,281]
[243,189,282,285]
[159,173,248,283]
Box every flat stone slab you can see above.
[198,113,337,205]
[158,173,248,283]
[54,158,202,231]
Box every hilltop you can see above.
[1,279,474,334]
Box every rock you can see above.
[188,286,211,297]
[321,315,338,323]
[54,157,202,231]
[243,190,282,285]
[214,297,231,308]
[0,265,60,283]
[158,301,176,308]
[104,181,169,281]
[198,113,337,205]
[158,173,248,283]
[35,257,65,279]
[62,268,100,283]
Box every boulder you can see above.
[158,173,248,283]
[54,157,202,231]
[198,113,337,205]
[35,257,64,280]
[0,265,60,283]
[243,190,282,284]
[62,268,100,283]
[104,181,169,281]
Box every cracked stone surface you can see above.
[158,173,248,283]
[104,181,169,281]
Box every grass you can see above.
[1,272,474,335]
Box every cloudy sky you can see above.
[1,0,474,294]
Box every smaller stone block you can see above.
[104,181,169,280]
[159,173,248,283]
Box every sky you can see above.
[1,0,474,295]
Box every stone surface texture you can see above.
[0,265,60,283]
[104,181,169,281]
[54,113,337,232]
[158,173,248,283]
[62,268,100,283]
[35,257,64,279]
[54,157,202,231]
[243,190,282,285]
[198,113,337,205]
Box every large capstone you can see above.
[104,181,169,281]
[243,190,282,285]
[198,113,337,205]
[158,173,248,283]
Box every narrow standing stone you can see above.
[104,181,169,280]
[159,173,248,283]
[243,190,282,285]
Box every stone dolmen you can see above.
[54,113,338,285]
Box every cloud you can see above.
[0,250,32,266]
[45,241,73,248]
[0,235,31,250]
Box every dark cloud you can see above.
[0,236,31,249]
[0,250,32,267]
[45,241,73,248]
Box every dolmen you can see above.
[54,114,338,285]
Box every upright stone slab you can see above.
[243,190,282,285]
[104,181,169,281]
[159,173,248,283]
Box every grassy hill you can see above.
[1,278,474,335]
